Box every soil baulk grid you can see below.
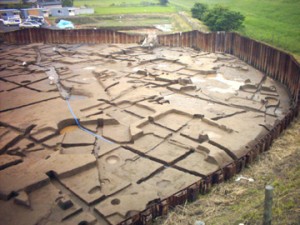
[0,43,290,225]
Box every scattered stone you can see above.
[141,34,158,48]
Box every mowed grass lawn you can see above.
[75,0,300,56]
[171,0,300,56]
[74,0,176,14]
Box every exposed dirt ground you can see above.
[155,117,300,225]
[50,13,208,34]
[0,42,296,225]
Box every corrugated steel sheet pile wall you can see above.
[3,28,144,44]
[3,28,300,225]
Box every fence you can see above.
[3,28,144,45]
[3,28,300,225]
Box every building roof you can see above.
[37,0,62,5]
[24,0,38,3]
[0,9,20,12]
[20,8,43,11]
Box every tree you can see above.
[203,6,245,31]
[62,0,74,7]
[191,3,208,20]
[159,0,169,6]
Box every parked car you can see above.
[19,21,40,29]
[0,18,21,26]
[28,15,44,25]
[25,19,43,26]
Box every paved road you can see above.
[0,23,19,32]
[0,22,54,33]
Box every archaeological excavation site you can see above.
[0,29,299,225]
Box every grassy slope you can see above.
[75,0,300,56]
[171,0,300,56]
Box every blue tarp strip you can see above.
[66,99,114,144]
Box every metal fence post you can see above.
[263,185,274,225]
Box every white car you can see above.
[19,21,40,29]
[28,15,44,24]
[0,18,21,26]
[25,20,43,26]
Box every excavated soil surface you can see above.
[0,43,291,225]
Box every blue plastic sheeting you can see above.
[56,19,74,29]
[66,99,114,144]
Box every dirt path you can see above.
[177,11,209,32]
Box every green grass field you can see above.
[171,0,300,57]
[74,0,300,57]
[74,0,176,14]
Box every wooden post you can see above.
[263,185,274,225]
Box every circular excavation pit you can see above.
[0,38,298,225]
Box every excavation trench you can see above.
[0,30,299,225]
